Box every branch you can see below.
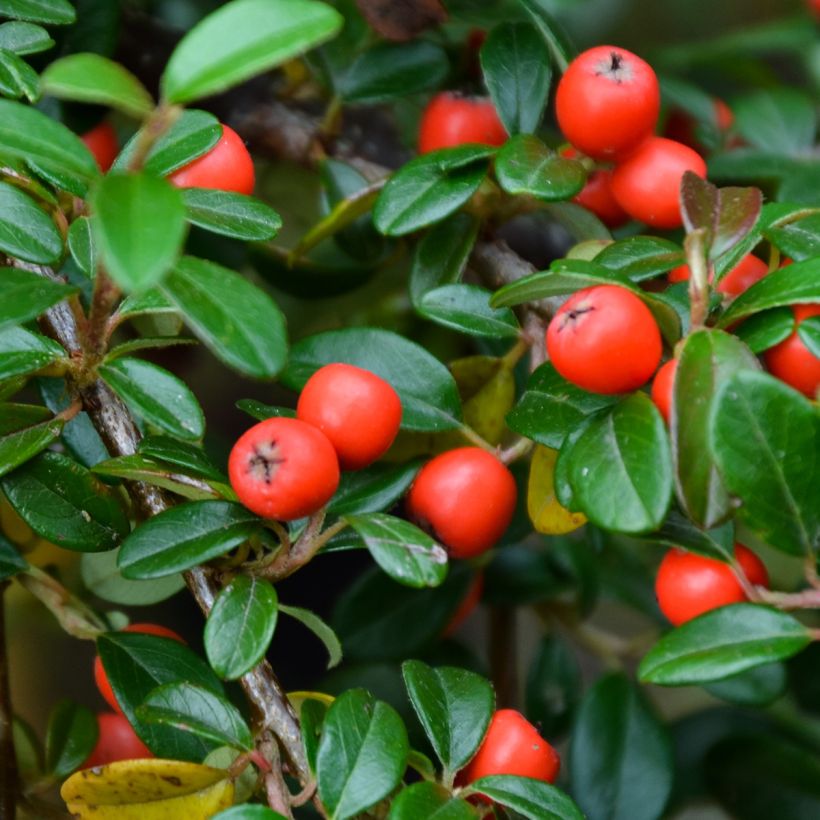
[0,583,18,820]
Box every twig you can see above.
[262,517,349,581]
[0,582,18,820]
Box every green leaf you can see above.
[161,256,288,379]
[0,326,65,381]
[517,0,575,70]
[401,660,493,776]
[704,662,787,707]
[673,330,760,529]
[0,47,39,101]
[568,393,673,534]
[734,89,817,156]
[40,53,153,117]
[506,362,616,450]
[139,435,224,482]
[495,136,585,201]
[388,783,477,820]
[463,776,583,820]
[718,255,820,327]
[798,316,820,357]
[81,548,185,606]
[0,99,97,195]
[733,307,794,354]
[283,327,461,432]
[205,575,278,680]
[418,284,519,339]
[2,450,129,551]
[235,399,295,422]
[480,22,549,136]
[138,682,253,751]
[640,509,734,561]
[279,604,342,669]
[116,287,176,319]
[99,357,204,441]
[373,146,493,237]
[2,0,75,25]
[346,513,447,589]
[117,500,260,579]
[337,40,447,103]
[409,213,478,306]
[97,631,222,760]
[0,266,77,330]
[0,402,51,435]
[91,173,187,291]
[710,371,818,555]
[182,189,282,240]
[639,604,811,685]
[214,807,287,820]
[316,688,409,820]
[161,0,343,104]
[114,109,221,176]
[570,673,673,820]
[92,453,219,501]
[595,236,684,282]
[67,215,97,276]
[327,462,420,518]
[0,21,54,55]
[0,532,27,580]
[0,417,63,478]
[45,700,97,778]
[526,635,581,738]
[764,212,820,261]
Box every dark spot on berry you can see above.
[247,439,286,484]
[610,51,623,72]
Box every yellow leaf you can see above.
[452,356,516,446]
[61,759,234,819]
[288,690,335,715]
[528,445,587,535]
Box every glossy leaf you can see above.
[81,548,185,606]
[480,22,549,135]
[138,436,224,482]
[182,189,282,240]
[734,89,817,156]
[568,393,673,534]
[419,283,519,338]
[2,451,129,552]
[67,215,97,276]
[234,400,295,422]
[214,807,287,820]
[495,135,584,201]
[704,662,787,707]
[0,532,27,580]
[2,0,75,24]
[45,700,97,778]
[672,329,760,529]
[0,402,51,435]
[798,316,820,357]
[373,146,493,237]
[517,0,575,69]
[710,371,818,555]
[526,635,582,738]
[316,689,409,820]
[138,682,253,751]
[91,173,187,291]
[161,256,288,379]
[40,53,153,117]
[0,326,65,381]
[765,212,820,261]
[327,462,420,518]
[570,674,673,820]
[100,357,204,441]
[733,307,794,353]
[205,575,278,680]
[388,783,477,819]
[0,21,54,54]
[640,509,733,560]
[0,266,76,330]
[463,776,584,820]
[161,0,343,104]
[0,48,39,101]
[97,632,223,760]
[402,660,493,775]
[117,500,260,579]
[528,445,587,535]
[639,604,811,685]
[283,327,461,432]
[595,236,684,282]
[279,604,342,669]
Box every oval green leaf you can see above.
[463,775,583,820]
[45,700,97,779]
[495,135,585,201]
[0,266,77,330]
[182,189,282,240]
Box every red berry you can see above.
[611,137,707,229]
[663,98,734,152]
[81,122,118,172]
[668,254,768,298]
[763,304,820,399]
[82,713,153,768]
[94,624,185,714]
[296,363,402,470]
[444,572,484,636]
[406,448,517,559]
[228,417,340,520]
[418,92,507,154]
[655,544,769,627]
[651,358,677,424]
[459,709,560,785]
[546,285,662,394]
[561,149,629,228]
[169,124,255,195]
[555,45,660,161]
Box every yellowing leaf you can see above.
[528,445,587,535]
[288,690,335,715]
[452,355,516,446]
[61,758,234,819]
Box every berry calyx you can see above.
[406,447,517,559]
[611,137,707,229]
[763,303,820,399]
[81,122,119,172]
[655,543,769,627]
[296,363,402,470]
[555,45,660,161]
[82,713,153,768]
[418,92,507,154]
[668,254,768,297]
[169,124,255,195]
[459,709,560,786]
[94,623,185,714]
[546,285,663,394]
[651,358,678,424]
[228,417,340,520]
